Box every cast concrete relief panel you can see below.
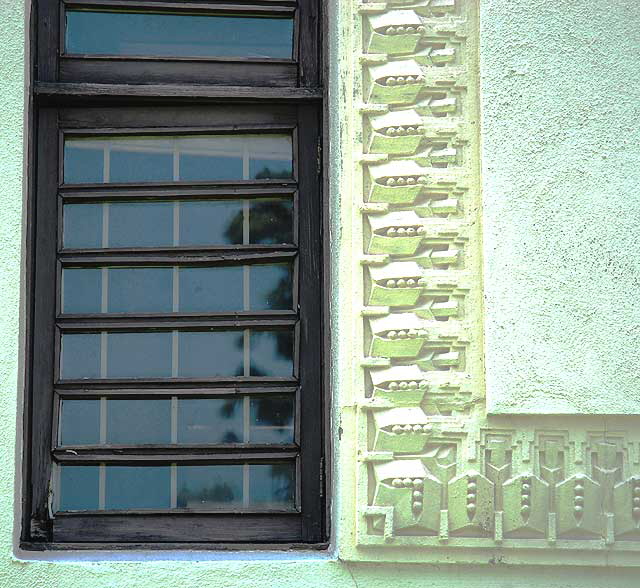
[345,0,640,565]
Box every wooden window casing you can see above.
[23,0,326,549]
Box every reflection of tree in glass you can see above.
[268,464,294,503]
[253,396,293,427]
[224,199,293,245]
[177,483,238,507]
[249,331,293,377]
[219,398,241,442]
[254,166,292,180]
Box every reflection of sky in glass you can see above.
[66,11,293,59]
[59,399,100,446]
[105,466,171,510]
[58,465,100,511]
[107,399,172,445]
[107,332,173,378]
[250,464,295,506]
[64,135,293,184]
[178,331,244,377]
[61,333,101,379]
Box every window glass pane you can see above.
[178,331,244,378]
[249,199,294,245]
[249,463,295,507]
[63,203,102,249]
[250,331,294,377]
[59,399,101,446]
[107,332,173,378]
[62,268,102,314]
[60,330,293,379]
[63,135,293,184]
[66,11,294,59]
[61,333,101,379]
[179,200,243,246]
[179,267,243,313]
[109,201,174,248]
[107,399,172,444]
[55,463,295,511]
[105,466,171,510]
[58,465,100,511]
[108,268,173,313]
[177,465,243,509]
[250,264,293,310]
[178,398,243,444]
[249,396,294,444]
[63,199,294,249]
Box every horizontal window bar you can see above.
[59,252,296,265]
[57,317,296,329]
[60,186,297,200]
[55,386,298,397]
[54,450,298,461]
[36,82,323,103]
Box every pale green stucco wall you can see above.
[1,0,639,586]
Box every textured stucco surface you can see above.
[481,0,640,414]
[1,0,640,585]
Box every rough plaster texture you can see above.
[1,0,640,585]
[481,0,640,414]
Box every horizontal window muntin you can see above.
[60,195,296,250]
[64,8,295,61]
[53,460,298,513]
[58,327,296,381]
[61,130,296,186]
[59,262,295,315]
[57,394,296,447]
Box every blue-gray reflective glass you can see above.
[58,466,100,511]
[180,154,243,182]
[178,331,244,377]
[108,201,174,247]
[62,268,102,314]
[250,331,293,377]
[250,396,294,444]
[249,199,294,244]
[107,399,172,444]
[107,332,172,378]
[177,465,243,509]
[249,464,295,507]
[178,398,242,444]
[63,135,292,184]
[249,264,292,310]
[63,146,103,184]
[66,11,293,59]
[108,268,173,313]
[61,333,101,380]
[110,149,173,183]
[179,267,243,313]
[63,203,102,249]
[179,200,243,246]
[59,399,101,446]
[105,466,171,510]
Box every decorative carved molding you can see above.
[352,0,640,560]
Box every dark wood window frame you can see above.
[22,0,327,550]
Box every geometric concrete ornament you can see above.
[347,0,640,565]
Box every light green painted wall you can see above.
[1,0,639,585]
[481,0,640,414]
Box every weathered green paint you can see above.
[1,0,639,585]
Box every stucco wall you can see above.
[1,0,639,586]
[481,0,640,414]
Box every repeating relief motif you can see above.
[354,0,640,554]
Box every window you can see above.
[23,0,325,547]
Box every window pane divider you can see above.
[59,185,298,201]
[58,250,297,264]
[54,386,299,397]
[56,316,297,329]
[61,0,297,15]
